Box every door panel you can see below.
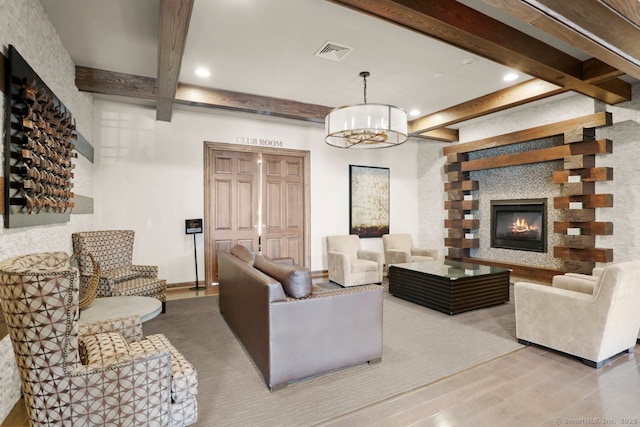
[205,148,259,283]
[262,154,304,264]
[205,143,310,285]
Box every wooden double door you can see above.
[204,142,310,284]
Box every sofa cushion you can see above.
[254,254,312,299]
[230,244,256,265]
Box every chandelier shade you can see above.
[325,72,408,149]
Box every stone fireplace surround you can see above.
[442,111,614,280]
[469,138,563,270]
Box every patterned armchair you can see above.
[72,230,167,311]
[0,252,198,426]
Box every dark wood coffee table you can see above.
[388,260,511,314]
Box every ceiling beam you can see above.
[175,83,331,123]
[156,0,194,122]
[329,0,631,104]
[483,0,640,81]
[409,78,565,134]
[416,128,459,143]
[76,66,157,99]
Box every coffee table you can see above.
[79,296,163,325]
[388,260,511,314]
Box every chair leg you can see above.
[162,301,166,313]
[582,358,603,368]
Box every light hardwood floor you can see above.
[3,284,639,426]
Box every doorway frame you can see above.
[203,141,311,287]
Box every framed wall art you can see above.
[349,165,390,238]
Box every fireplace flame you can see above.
[511,217,538,233]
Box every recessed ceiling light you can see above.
[503,72,519,82]
[409,109,421,117]
[195,67,211,78]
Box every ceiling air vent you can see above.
[314,41,353,62]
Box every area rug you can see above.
[144,285,523,426]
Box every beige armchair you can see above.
[72,230,167,311]
[382,233,439,266]
[326,235,383,287]
[0,252,198,426]
[515,261,640,368]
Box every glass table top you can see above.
[389,260,511,280]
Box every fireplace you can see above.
[491,199,546,252]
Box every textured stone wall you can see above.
[0,0,94,421]
[467,138,564,268]
[597,83,640,263]
[417,140,448,255]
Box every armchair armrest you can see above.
[385,249,411,265]
[551,275,597,295]
[412,247,439,259]
[328,251,349,278]
[358,250,384,265]
[564,273,598,282]
[132,264,158,278]
[78,314,144,343]
[515,281,601,344]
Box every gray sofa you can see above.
[218,245,383,390]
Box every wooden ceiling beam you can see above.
[329,0,631,104]
[409,78,565,134]
[156,0,194,122]
[483,0,640,81]
[417,128,459,143]
[175,83,331,123]
[75,66,157,99]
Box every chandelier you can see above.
[325,71,408,149]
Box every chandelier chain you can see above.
[363,74,367,104]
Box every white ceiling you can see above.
[38,0,610,123]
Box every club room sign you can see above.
[235,136,284,147]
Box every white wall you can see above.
[91,100,422,283]
[0,0,95,421]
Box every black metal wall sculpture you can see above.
[4,45,77,228]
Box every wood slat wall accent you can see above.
[552,167,613,183]
[553,247,613,263]
[442,112,612,155]
[553,221,614,235]
[554,194,614,209]
[443,114,614,275]
[461,139,612,172]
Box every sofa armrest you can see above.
[552,275,597,295]
[268,285,383,388]
[386,249,411,265]
[132,264,158,278]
